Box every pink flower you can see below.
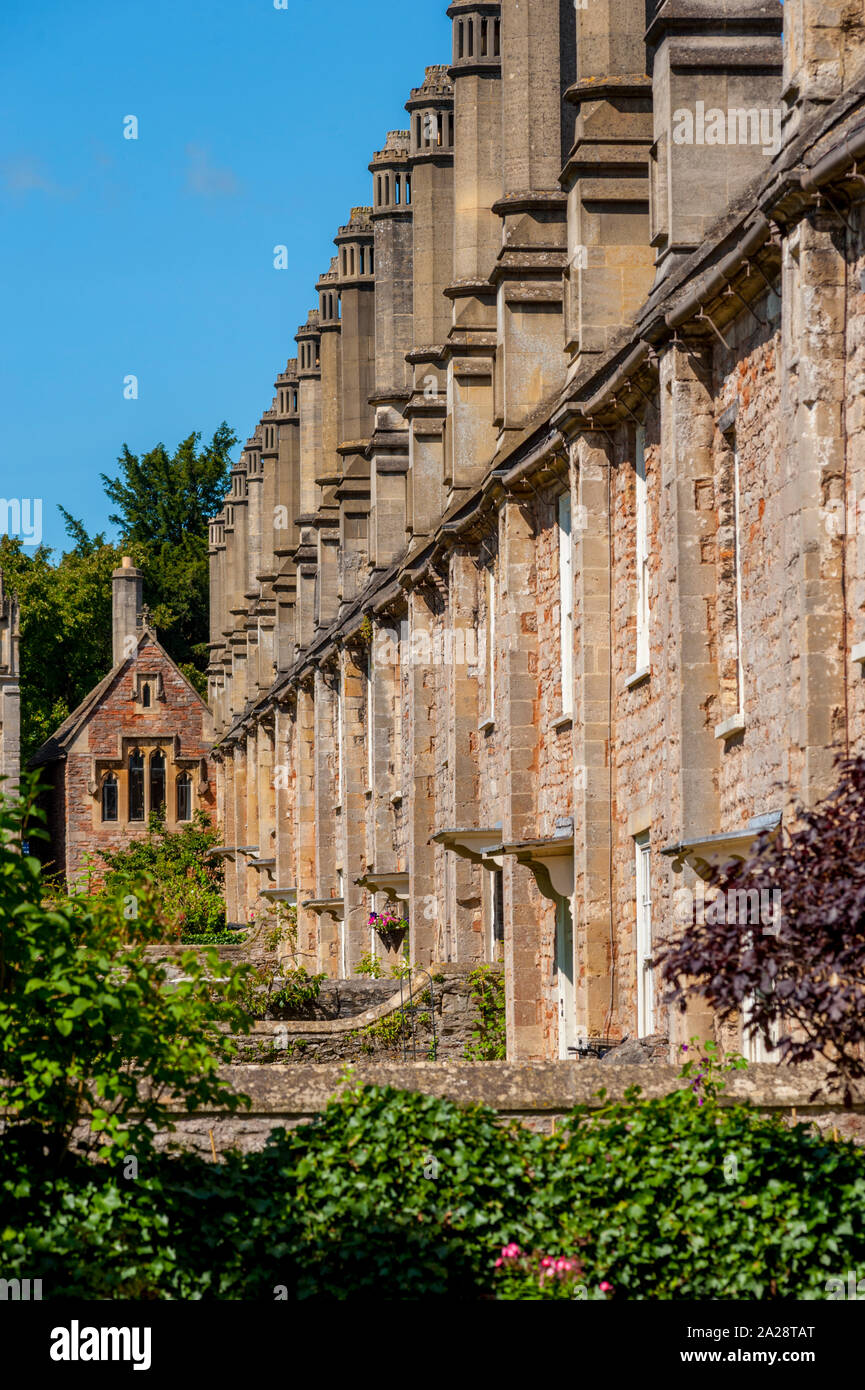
[599,1281,613,1294]
[494,1258,503,1268]
[555,1259,572,1272]
[502,1243,521,1259]
[541,1257,554,1268]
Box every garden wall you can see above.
[227,965,487,1064]
[157,1061,865,1158]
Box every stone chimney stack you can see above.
[562,0,654,373]
[405,65,455,542]
[0,570,20,798]
[112,556,143,667]
[647,0,783,282]
[782,0,865,139]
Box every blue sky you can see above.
[0,0,451,553]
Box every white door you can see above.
[635,834,654,1036]
[556,895,577,1059]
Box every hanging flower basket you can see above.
[369,908,408,952]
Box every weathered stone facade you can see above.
[208,2,865,1063]
[0,570,20,799]
[32,560,216,887]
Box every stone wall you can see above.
[230,965,489,1065]
[145,953,497,1065]
[154,1061,865,1158]
[205,6,865,1069]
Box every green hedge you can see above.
[3,1076,865,1301]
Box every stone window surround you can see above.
[90,738,205,829]
[714,400,747,744]
[134,671,164,707]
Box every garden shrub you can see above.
[97,810,228,942]
[0,783,251,1164]
[4,1061,865,1300]
[463,966,507,1061]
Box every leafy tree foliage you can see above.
[96,811,228,941]
[0,424,236,755]
[74,422,238,692]
[0,529,120,761]
[0,784,250,1166]
[655,755,865,1101]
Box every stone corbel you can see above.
[260,886,297,906]
[431,827,504,870]
[302,897,345,922]
[501,834,575,902]
[355,871,410,901]
[661,812,782,881]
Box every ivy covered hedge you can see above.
[4,1073,865,1301]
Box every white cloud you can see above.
[185,144,241,198]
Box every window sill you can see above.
[551,713,573,733]
[714,712,746,742]
[479,717,495,734]
[624,667,651,691]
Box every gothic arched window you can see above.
[150,750,166,817]
[141,682,151,709]
[129,751,145,822]
[176,773,193,823]
[102,773,118,823]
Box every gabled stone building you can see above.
[0,570,20,798]
[31,559,215,888]
[208,0,865,1062]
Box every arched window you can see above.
[369,248,375,274]
[493,18,500,56]
[102,773,118,823]
[395,175,401,205]
[150,749,166,817]
[129,751,145,822]
[405,174,412,205]
[141,682,151,709]
[176,773,193,823]
[350,246,356,275]
[481,17,488,56]
[457,20,464,59]
[414,114,421,147]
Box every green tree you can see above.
[96,423,237,688]
[96,810,229,941]
[1,422,237,757]
[0,782,250,1166]
[0,529,121,761]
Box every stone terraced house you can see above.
[207,0,865,1062]
[31,559,216,889]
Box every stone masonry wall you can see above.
[151,1061,865,1157]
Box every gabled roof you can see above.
[28,628,209,769]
